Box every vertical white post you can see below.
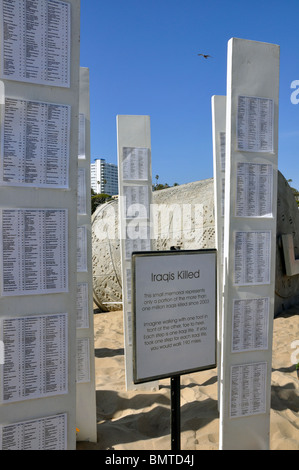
[219,38,279,450]
[0,0,80,450]
[117,115,158,391]
[212,95,226,399]
[76,67,97,443]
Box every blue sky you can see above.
[80,0,299,191]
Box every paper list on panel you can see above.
[0,314,68,403]
[77,168,87,214]
[77,226,87,272]
[0,413,67,450]
[232,298,269,352]
[234,231,271,285]
[76,338,90,383]
[122,147,149,181]
[230,362,267,418]
[237,96,274,153]
[219,132,226,266]
[121,147,151,352]
[123,185,149,219]
[1,0,70,87]
[236,163,273,217]
[2,98,70,187]
[76,283,89,329]
[125,228,151,261]
[78,113,86,159]
[1,209,68,295]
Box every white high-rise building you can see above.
[90,158,118,195]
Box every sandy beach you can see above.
[77,305,299,451]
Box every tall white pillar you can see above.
[212,95,226,402]
[0,0,81,450]
[117,115,158,391]
[219,38,280,450]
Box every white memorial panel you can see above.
[212,95,226,403]
[117,115,158,391]
[219,38,279,450]
[75,67,97,443]
[0,0,81,450]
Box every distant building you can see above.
[90,158,118,195]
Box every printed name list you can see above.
[1,209,68,295]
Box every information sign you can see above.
[132,250,217,383]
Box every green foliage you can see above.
[152,174,179,191]
[153,183,170,191]
[91,193,112,213]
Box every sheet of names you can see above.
[237,96,274,153]
[236,163,273,217]
[1,98,70,188]
[0,413,67,450]
[230,362,267,418]
[1,209,68,295]
[232,298,269,352]
[122,147,149,181]
[234,231,271,285]
[0,0,71,87]
[0,314,68,403]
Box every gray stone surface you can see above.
[92,173,299,316]
[275,172,299,315]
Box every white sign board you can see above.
[132,250,216,383]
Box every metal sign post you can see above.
[170,375,181,451]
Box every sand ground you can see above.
[77,306,299,451]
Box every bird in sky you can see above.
[198,53,212,59]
